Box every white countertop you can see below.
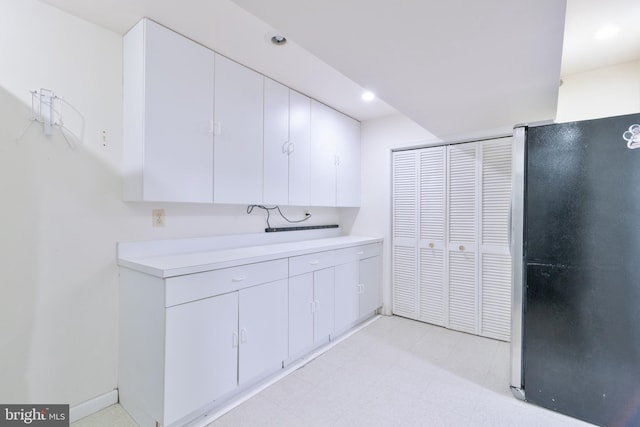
[118,235,382,278]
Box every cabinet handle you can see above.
[357,284,365,294]
[314,300,320,312]
[282,141,289,153]
[231,277,246,282]
[459,245,465,252]
[232,332,238,348]
[208,120,215,134]
[310,301,315,314]
[240,328,247,344]
[309,260,320,266]
[288,142,295,154]
[213,121,221,136]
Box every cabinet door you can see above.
[263,78,290,205]
[164,292,238,425]
[124,19,215,202]
[313,268,335,342]
[288,90,311,206]
[288,273,314,357]
[418,146,447,326]
[334,261,360,334]
[336,113,361,207]
[214,54,264,204]
[479,138,513,341]
[238,279,288,385]
[359,256,382,317]
[392,150,419,319]
[309,100,337,206]
[447,143,479,334]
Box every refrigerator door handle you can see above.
[510,125,526,399]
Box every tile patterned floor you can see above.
[73,315,595,427]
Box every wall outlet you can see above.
[152,208,165,227]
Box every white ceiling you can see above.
[38,0,640,138]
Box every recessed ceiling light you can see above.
[361,91,375,102]
[270,35,287,46]
[594,25,620,40]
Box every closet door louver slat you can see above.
[419,249,445,325]
[392,137,513,341]
[481,254,511,340]
[392,151,418,319]
[479,139,513,341]
[447,143,478,335]
[448,251,477,333]
[393,152,418,240]
[418,147,446,326]
[393,247,417,318]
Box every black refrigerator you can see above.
[510,113,640,427]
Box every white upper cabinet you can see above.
[336,113,361,207]
[123,19,215,203]
[123,19,358,207]
[310,101,338,206]
[288,90,311,206]
[263,78,291,205]
[213,54,264,204]
[310,100,361,207]
[263,81,311,206]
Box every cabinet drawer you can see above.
[334,243,382,265]
[289,250,337,276]
[166,259,288,307]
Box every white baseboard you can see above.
[70,389,118,423]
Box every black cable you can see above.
[246,205,311,229]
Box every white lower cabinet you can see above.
[288,268,334,360]
[164,292,238,425]
[162,279,287,426]
[334,253,382,334]
[359,255,382,317]
[238,279,288,384]
[119,239,381,427]
[334,261,360,333]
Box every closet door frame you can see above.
[391,134,513,340]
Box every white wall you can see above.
[0,0,339,409]
[556,60,640,123]
[5,0,637,414]
[351,115,438,314]
[355,60,640,318]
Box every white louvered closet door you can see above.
[392,151,418,319]
[447,143,479,335]
[418,147,447,326]
[479,138,513,341]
